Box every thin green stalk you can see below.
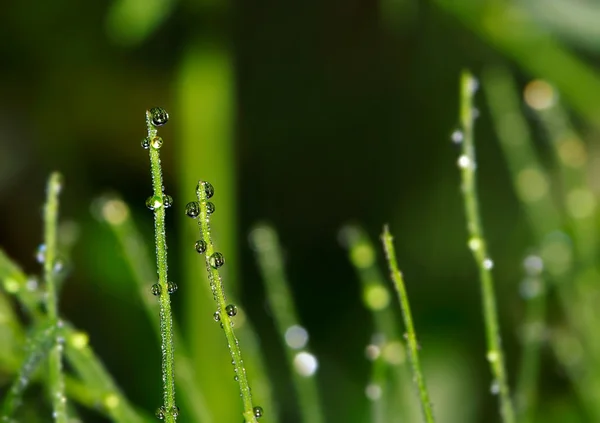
[457,70,516,423]
[94,194,212,423]
[43,172,67,423]
[144,107,177,422]
[1,322,56,420]
[0,248,148,423]
[192,181,259,423]
[381,226,435,423]
[249,223,324,423]
[482,67,555,422]
[339,224,416,423]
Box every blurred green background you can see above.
[2,0,600,422]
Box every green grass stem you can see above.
[339,224,415,423]
[43,172,68,423]
[457,70,516,423]
[94,194,212,423]
[144,108,177,422]
[380,225,435,423]
[193,181,258,423]
[249,223,324,423]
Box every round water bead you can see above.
[150,107,169,127]
[151,136,163,149]
[226,304,237,317]
[167,281,178,294]
[197,181,215,199]
[206,202,215,214]
[213,311,221,322]
[146,195,163,210]
[151,283,161,296]
[155,406,166,420]
[141,137,150,149]
[185,201,200,218]
[163,195,173,208]
[195,240,207,254]
[170,405,180,417]
[253,406,264,418]
[210,252,225,269]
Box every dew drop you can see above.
[163,195,173,208]
[167,281,178,294]
[204,182,214,199]
[170,405,180,418]
[457,155,472,169]
[234,375,239,381]
[195,240,207,254]
[214,311,221,322]
[206,202,215,214]
[293,351,318,377]
[146,195,163,210]
[151,284,161,296]
[226,304,237,317]
[285,325,309,349]
[451,130,464,144]
[36,244,46,264]
[150,107,169,127]
[490,380,500,395]
[483,258,494,270]
[468,237,482,251]
[155,406,166,420]
[185,201,200,218]
[365,383,382,401]
[210,252,225,269]
[151,136,163,149]
[197,181,215,199]
[253,406,264,418]
[141,137,150,149]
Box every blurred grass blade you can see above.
[435,0,600,129]
[1,322,56,420]
[339,224,416,423]
[457,70,515,423]
[249,223,324,423]
[105,0,174,46]
[176,41,238,422]
[380,226,435,423]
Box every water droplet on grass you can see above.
[195,240,207,254]
[150,107,169,127]
[146,196,163,210]
[451,130,464,143]
[155,406,166,419]
[141,138,150,149]
[36,244,46,264]
[163,195,173,208]
[285,325,309,349]
[206,202,215,214]
[253,406,264,418]
[151,136,163,149]
[185,202,200,218]
[210,252,225,268]
[214,311,221,322]
[151,284,161,296]
[483,258,494,269]
[197,181,214,199]
[226,304,237,316]
[167,281,178,294]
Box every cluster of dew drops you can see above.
[142,107,179,298]
[184,181,264,420]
